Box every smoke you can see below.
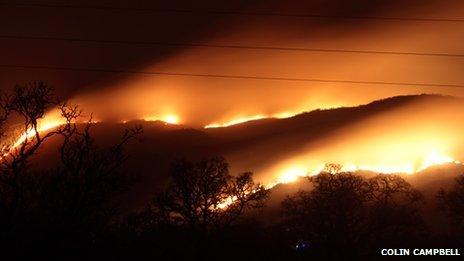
[61,0,464,127]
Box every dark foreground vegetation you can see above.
[1,83,464,260]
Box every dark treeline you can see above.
[0,83,464,260]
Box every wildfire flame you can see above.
[205,115,267,128]
[3,99,463,205]
[217,195,238,209]
[204,112,297,128]
[2,110,100,159]
[273,149,460,186]
[144,114,180,124]
[10,111,66,149]
[217,149,460,209]
[6,112,461,184]
[3,110,462,210]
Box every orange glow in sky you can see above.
[144,114,180,124]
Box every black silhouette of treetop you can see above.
[0,82,142,256]
[145,157,269,234]
[0,82,78,224]
[0,93,9,144]
[40,119,142,231]
[367,175,421,206]
[282,171,369,253]
[438,174,464,230]
[364,174,424,249]
[282,166,424,257]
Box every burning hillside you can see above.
[5,94,460,199]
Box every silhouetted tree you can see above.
[282,169,424,258]
[134,157,269,259]
[37,120,142,241]
[365,174,424,248]
[0,94,9,144]
[282,171,369,257]
[0,82,77,226]
[0,83,142,258]
[146,157,269,234]
[438,174,464,232]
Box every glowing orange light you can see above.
[217,196,238,209]
[204,107,342,129]
[271,112,294,119]
[418,149,456,171]
[204,111,300,129]
[144,114,180,124]
[269,148,459,188]
[2,110,100,159]
[11,111,66,149]
[278,166,307,184]
[163,114,180,124]
[205,114,267,128]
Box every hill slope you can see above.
[32,94,464,208]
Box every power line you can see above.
[1,64,464,89]
[1,2,464,23]
[2,34,464,58]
